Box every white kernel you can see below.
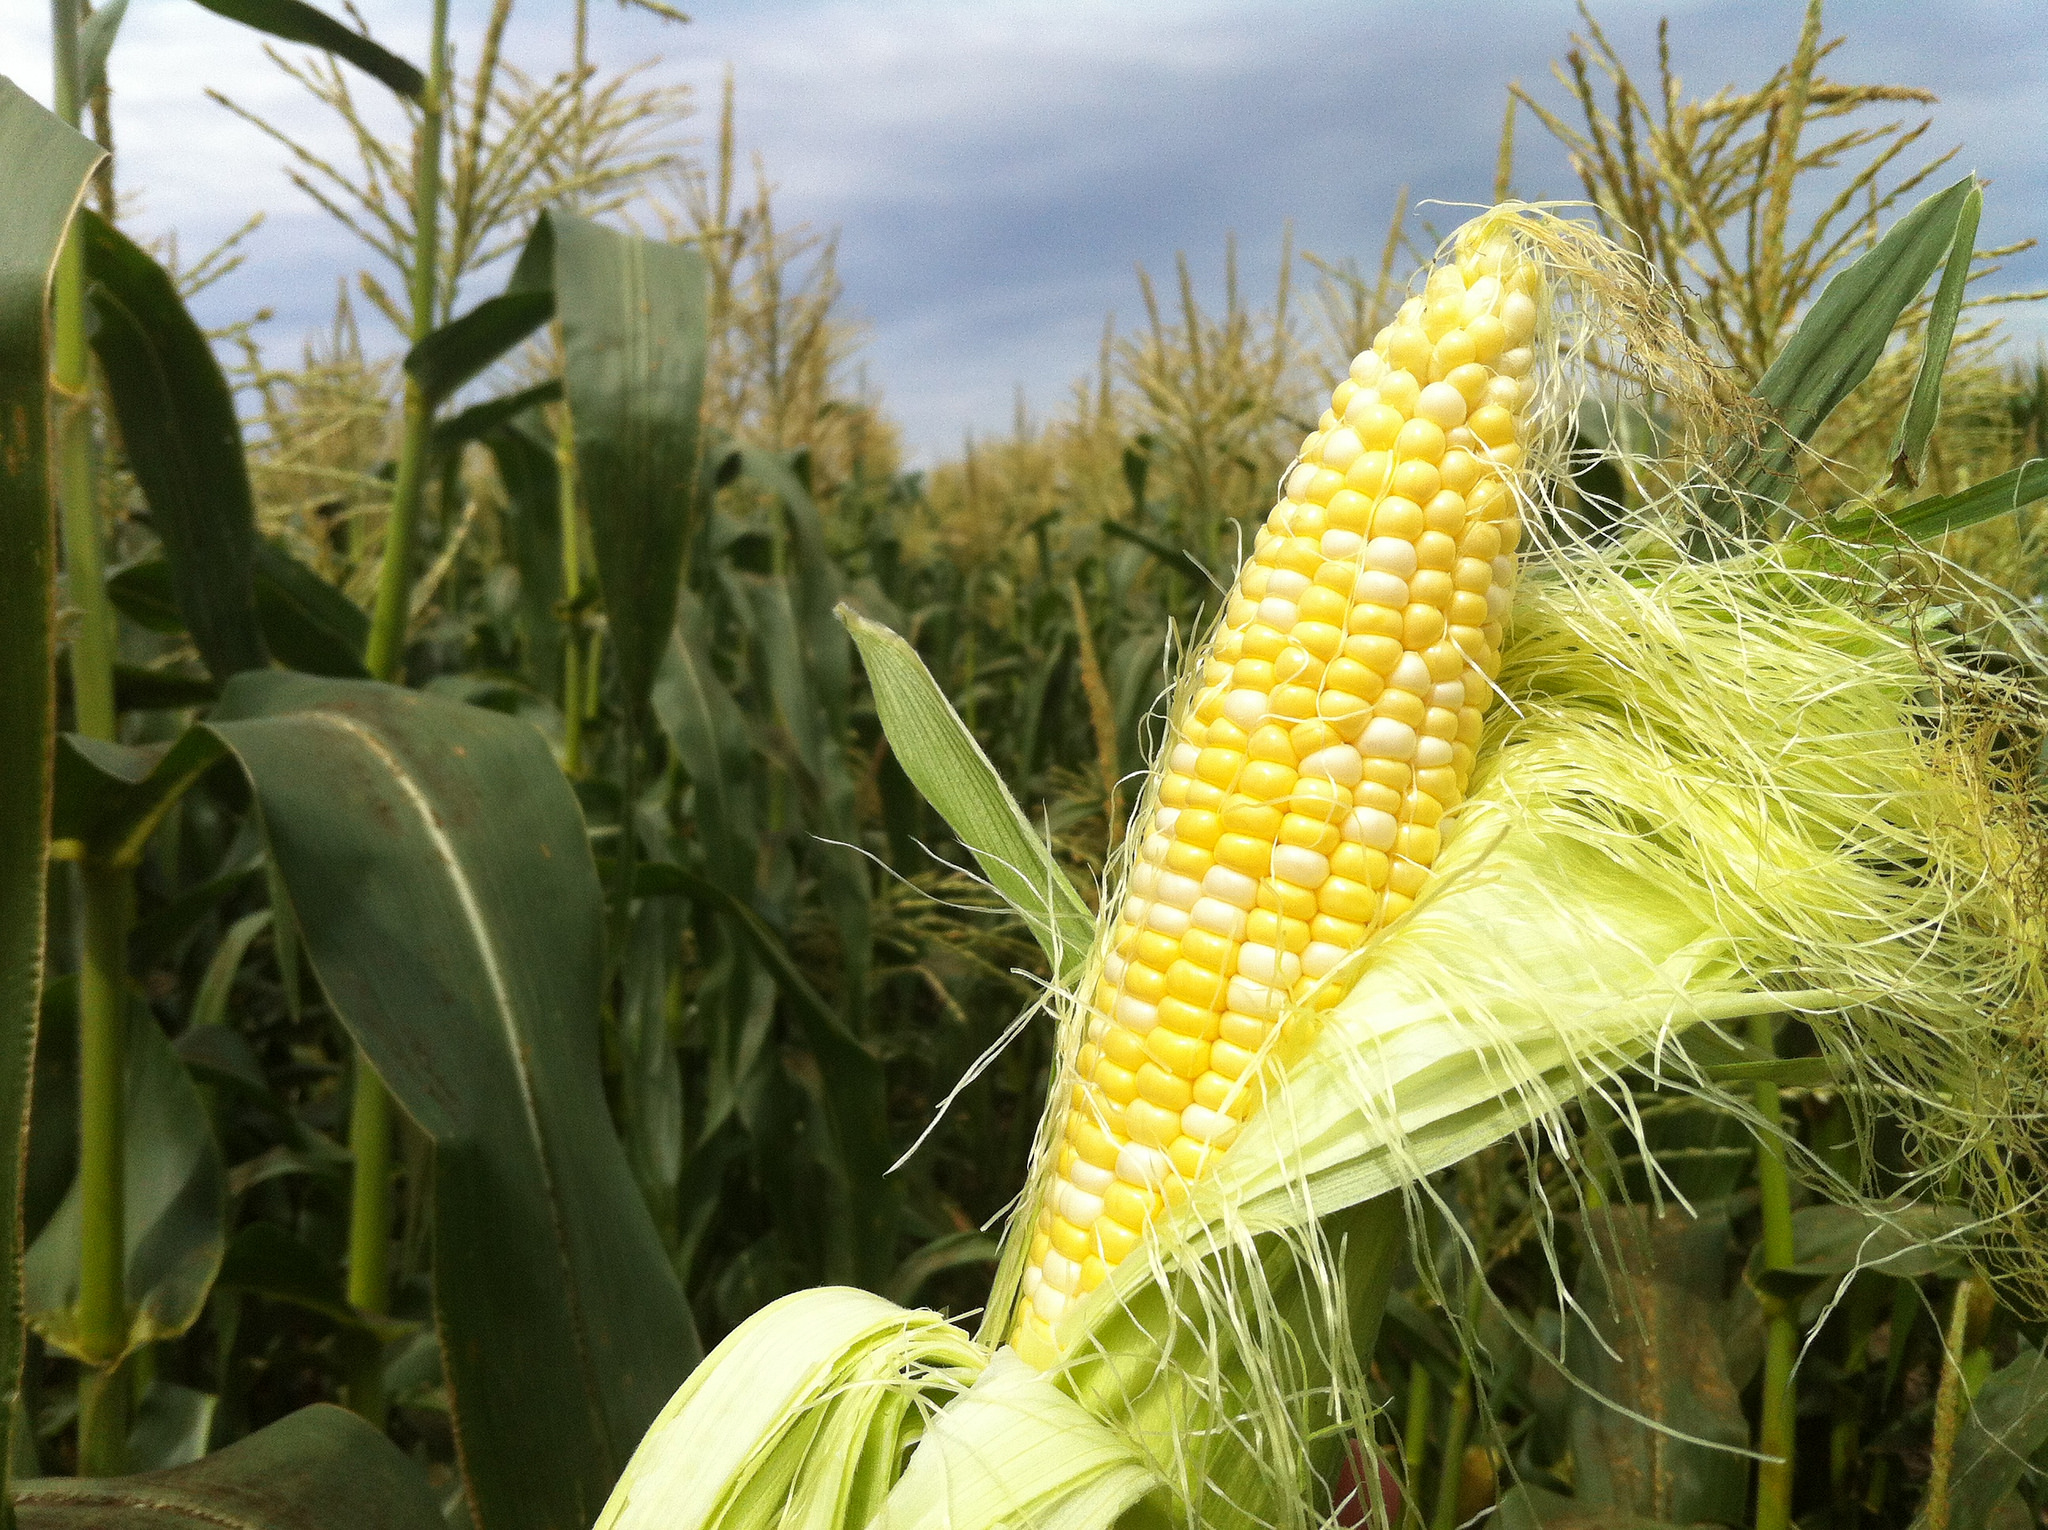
[1348,351,1385,385]
[1460,276,1501,323]
[1484,377,1522,411]
[1258,597,1300,630]
[1044,1251,1081,1293]
[1071,1160,1116,1194]
[1272,844,1331,888]
[1416,382,1467,430]
[1191,896,1249,938]
[1266,569,1311,600]
[1321,529,1364,560]
[1227,976,1284,1017]
[1236,944,1302,987]
[1022,1265,1044,1298]
[1430,681,1467,710]
[1155,872,1202,910]
[1104,953,1129,986]
[1319,427,1364,473]
[1180,1106,1239,1144]
[1502,291,1538,346]
[1499,346,1534,379]
[1415,737,1454,768]
[1117,1143,1172,1188]
[1491,555,1515,585]
[1032,1283,1068,1323]
[1299,745,1363,787]
[1152,806,1181,837]
[1348,807,1398,851]
[1341,390,1381,426]
[1354,571,1410,609]
[1054,1182,1103,1226]
[1203,865,1259,909]
[1487,586,1513,621]
[1128,863,1160,896]
[1360,717,1419,761]
[1389,653,1432,693]
[1223,689,1270,729]
[1363,537,1420,577]
[1115,994,1160,1032]
[1141,833,1170,865]
[1302,941,1347,978]
[1285,463,1318,499]
[1146,902,1190,937]
[1170,742,1202,774]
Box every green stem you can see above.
[556,396,585,777]
[349,0,447,1389]
[1402,1363,1433,1528]
[1923,1278,1979,1530]
[1428,1372,1473,1530]
[1751,1013,1798,1530]
[75,860,129,1474]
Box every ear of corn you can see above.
[1010,217,1547,1367]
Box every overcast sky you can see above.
[5,0,2045,461]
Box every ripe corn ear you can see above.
[1011,223,1548,1365]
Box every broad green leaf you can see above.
[480,419,566,699]
[1741,175,1976,501]
[552,209,709,727]
[125,1382,215,1473]
[1496,1484,1687,1530]
[24,1005,226,1365]
[1747,1201,1968,1299]
[0,83,101,1505]
[206,671,700,1530]
[839,605,1096,980]
[107,544,367,678]
[1564,1209,1749,1529]
[185,0,424,100]
[1930,1345,2048,1530]
[1101,517,1212,586]
[1888,182,1982,489]
[215,1221,379,1332]
[404,291,552,411]
[81,211,266,679]
[79,0,130,97]
[619,901,683,1247]
[187,909,271,1031]
[1834,459,2048,543]
[13,1403,443,1528]
[52,731,229,866]
[431,378,561,455]
[652,604,759,896]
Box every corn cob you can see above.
[1011,228,1544,1366]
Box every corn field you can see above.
[2,3,2047,1530]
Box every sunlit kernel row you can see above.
[1011,234,1542,1366]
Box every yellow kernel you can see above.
[1458,709,1484,746]
[1468,404,1516,447]
[1139,931,1185,969]
[1343,635,1404,671]
[1103,1181,1158,1228]
[1268,684,1316,720]
[1371,498,1425,540]
[1388,861,1429,899]
[1390,459,1441,505]
[1298,584,1348,624]
[1166,959,1227,1008]
[1123,962,1166,1001]
[1305,468,1346,504]
[1079,1254,1110,1292]
[1124,1099,1181,1148]
[1448,591,1490,626]
[1454,557,1493,593]
[1158,773,1191,808]
[1361,755,1412,792]
[1351,403,1404,450]
[1377,371,1419,415]
[1439,449,1482,495]
[1176,809,1223,848]
[1181,927,1234,971]
[1376,690,1427,728]
[1243,624,1288,660]
[1071,1117,1119,1168]
[1164,841,1212,878]
[1136,1064,1193,1112]
[1430,329,1476,377]
[1291,778,1351,821]
[1355,781,1402,814]
[1398,824,1441,863]
[1256,881,1318,920]
[1168,1138,1217,1179]
[1097,1219,1141,1262]
[1102,1026,1146,1071]
[1311,913,1369,946]
[1246,910,1312,951]
[1405,605,1448,647]
[1319,877,1376,922]
[1220,798,1283,838]
[1215,833,1273,876]
[1289,720,1343,758]
[1210,1037,1259,1077]
[1344,451,1395,497]
[1156,996,1218,1037]
[1247,723,1292,763]
[1239,761,1297,800]
[1466,313,1506,362]
[1404,792,1445,827]
[1146,1028,1210,1079]
[1184,780,1224,811]
[1462,521,1502,560]
[1383,327,1430,375]
[1280,814,1341,855]
[1414,765,1460,802]
[1395,419,1446,463]
[1196,748,1240,787]
[1053,1217,1092,1262]
[1446,362,1493,404]
[1424,492,1468,534]
[1325,489,1375,531]
[1416,530,1458,570]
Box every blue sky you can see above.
[5,0,2045,460]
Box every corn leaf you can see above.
[107,544,367,678]
[184,0,424,101]
[1741,174,1976,502]
[80,210,268,680]
[0,90,99,1504]
[1835,458,2048,543]
[404,291,552,411]
[839,605,1096,981]
[552,209,709,730]
[24,1004,226,1366]
[479,420,565,699]
[1930,1346,2048,1530]
[14,1403,443,1528]
[79,0,129,97]
[206,672,700,1530]
[430,378,561,455]
[1887,182,1982,489]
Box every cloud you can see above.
[5,0,2043,460]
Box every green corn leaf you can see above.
[14,1403,443,1528]
[187,908,272,1031]
[1888,181,1982,489]
[250,540,368,677]
[551,209,709,730]
[206,671,700,1530]
[652,603,760,897]
[838,605,1096,982]
[79,0,129,97]
[80,210,268,680]
[1834,458,2048,543]
[404,290,553,411]
[185,0,424,100]
[480,420,566,699]
[24,1004,226,1366]
[1930,1345,2048,1530]
[0,87,101,1505]
[53,731,229,867]
[1741,174,1977,503]
[431,377,561,455]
